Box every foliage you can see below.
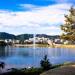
[0,62,5,69]
[0,32,15,40]
[1,67,43,75]
[16,34,33,40]
[0,32,60,40]
[21,67,43,75]
[60,6,75,42]
[0,41,7,46]
[40,55,52,71]
[0,60,64,75]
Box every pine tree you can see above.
[61,6,75,43]
[40,55,52,71]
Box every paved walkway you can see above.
[40,64,75,75]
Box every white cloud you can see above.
[20,4,40,10]
[55,0,69,3]
[0,3,73,35]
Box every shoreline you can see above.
[13,44,49,47]
[13,44,75,48]
[55,44,75,48]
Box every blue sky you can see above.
[0,0,74,35]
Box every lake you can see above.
[0,46,75,68]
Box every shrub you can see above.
[40,55,52,71]
[0,41,7,46]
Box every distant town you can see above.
[0,32,72,46]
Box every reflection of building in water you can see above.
[47,48,69,58]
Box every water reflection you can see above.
[0,46,75,67]
[0,46,75,58]
[0,46,6,57]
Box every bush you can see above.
[40,55,52,71]
[1,67,43,75]
[0,41,7,46]
[22,67,43,75]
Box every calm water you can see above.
[0,46,75,68]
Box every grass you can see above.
[15,43,75,48]
[1,62,75,75]
[55,44,75,48]
[36,44,49,47]
[1,67,43,75]
[1,64,64,75]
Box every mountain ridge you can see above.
[0,32,60,40]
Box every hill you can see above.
[0,32,16,40]
[16,34,33,40]
[0,32,60,40]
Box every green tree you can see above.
[40,55,52,71]
[0,41,7,46]
[61,6,75,43]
